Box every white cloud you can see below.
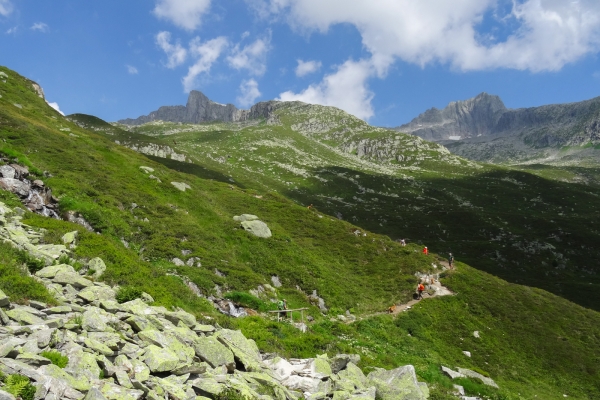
[260,0,600,73]
[156,31,187,68]
[153,0,211,31]
[5,26,17,34]
[295,59,321,77]
[46,101,64,116]
[0,0,13,17]
[30,23,49,33]
[182,36,228,92]
[278,59,374,120]
[126,65,139,74]
[237,79,261,107]
[226,34,271,76]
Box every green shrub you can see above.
[115,286,143,303]
[17,250,46,274]
[224,291,270,312]
[4,374,36,400]
[216,388,251,400]
[40,350,69,368]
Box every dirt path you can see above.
[349,261,455,323]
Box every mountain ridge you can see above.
[118,90,279,125]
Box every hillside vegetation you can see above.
[101,99,600,311]
[1,66,600,399]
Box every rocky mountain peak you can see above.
[118,91,278,126]
[396,92,507,141]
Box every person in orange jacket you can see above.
[422,246,428,255]
[417,283,425,299]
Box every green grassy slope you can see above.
[103,103,600,311]
[2,66,600,399]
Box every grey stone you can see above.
[240,220,272,238]
[456,367,499,388]
[35,263,75,279]
[0,289,9,307]
[171,182,191,192]
[62,231,78,245]
[329,353,361,374]
[0,165,15,179]
[441,366,466,380]
[142,344,180,373]
[367,365,427,400]
[81,308,108,332]
[87,257,107,278]
[77,286,116,303]
[5,308,44,325]
[193,336,235,370]
[0,178,30,197]
[233,214,259,222]
[83,388,108,400]
[52,271,93,288]
[0,390,16,400]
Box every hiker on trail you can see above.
[448,253,455,269]
[417,283,425,299]
[277,299,288,319]
[400,239,406,247]
[422,246,428,255]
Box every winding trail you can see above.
[349,261,455,323]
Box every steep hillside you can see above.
[396,93,600,165]
[107,99,600,312]
[2,66,600,399]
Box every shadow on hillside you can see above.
[280,165,600,311]
[147,155,246,189]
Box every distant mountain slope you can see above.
[397,93,600,165]
[118,90,278,125]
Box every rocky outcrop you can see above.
[233,214,272,238]
[0,200,430,400]
[118,91,280,126]
[396,93,507,141]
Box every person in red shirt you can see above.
[422,246,428,255]
[417,283,425,299]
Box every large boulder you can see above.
[81,308,108,332]
[0,178,30,197]
[77,286,116,303]
[142,345,180,373]
[240,220,272,238]
[5,308,44,325]
[193,336,235,370]
[35,264,75,279]
[216,329,262,371]
[367,365,428,400]
[330,354,361,374]
[52,271,93,288]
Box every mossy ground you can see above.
[1,66,600,399]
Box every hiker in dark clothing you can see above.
[448,253,454,269]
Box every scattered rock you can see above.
[271,275,282,288]
[240,220,272,238]
[170,182,191,192]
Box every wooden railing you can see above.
[268,308,309,323]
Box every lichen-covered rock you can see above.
[39,363,91,392]
[330,354,361,374]
[216,329,262,371]
[164,309,196,327]
[83,387,108,400]
[6,308,44,325]
[87,257,107,278]
[16,352,51,366]
[0,289,9,307]
[367,365,427,400]
[193,336,235,370]
[99,381,144,400]
[170,182,191,192]
[62,231,78,245]
[78,285,116,303]
[456,367,499,388]
[81,308,109,332]
[142,345,180,373]
[84,337,114,356]
[0,389,16,400]
[337,362,367,390]
[52,271,93,288]
[35,263,75,279]
[191,378,226,398]
[137,329,194,364]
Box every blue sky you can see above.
[1,0,600,127]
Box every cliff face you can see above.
[118,91,278,125]
[396,93,507,141]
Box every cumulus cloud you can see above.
[0,0,13,17]
[30,23,49,33]
[156,31,187,68]
[182,36,228,92]
[153,0,211,31]
[226,34,271,76]
[295,59,321,77]
[126,65,139,74]
[237,79,261,107]
[278,59,374,120]
[259,0,600,73]
[46,101,64,116]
